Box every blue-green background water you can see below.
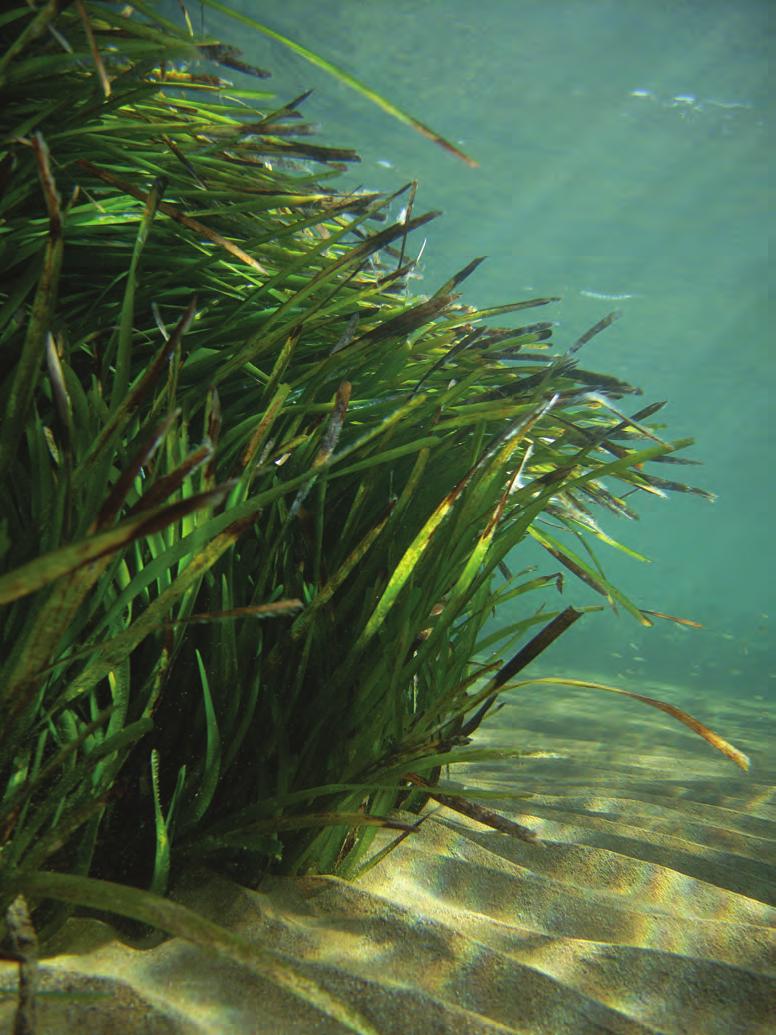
[193,1,772,699]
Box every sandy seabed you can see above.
[2,681,774,1034]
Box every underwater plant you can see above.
[0,2,748,1029]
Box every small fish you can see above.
[706,98,752,110]
[580,289,639,301]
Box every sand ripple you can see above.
[2,684,773,1033]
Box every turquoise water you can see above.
[196,1,772,699]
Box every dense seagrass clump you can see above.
[0,1,746,975]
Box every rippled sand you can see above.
[2,682,774,1034]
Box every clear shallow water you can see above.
[194,0,773,698]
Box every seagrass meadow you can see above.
[0,2,756,1032]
